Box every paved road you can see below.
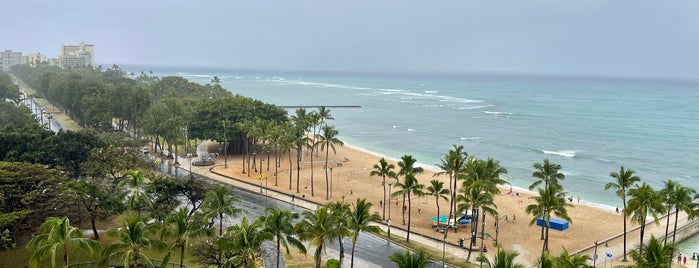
[156,159,444,268]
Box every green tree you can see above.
[316,124,344,200]
[426,179,450,223]
[389,250,430,268]
[27,217,100,268]
[349,198,382,268]
[327,201,351,268]
[219,215,273,268]
[458,182,497,262]
[435,145,468,231]
[262,207,307,268]
[161,208,214,268]
[630,235,676,268]
[295,206,340,268]
[525,183,572,254]
[119,170,152,217]
[475,247,525,268]
[102,214,166,268]
[659,180,697,244]
[604,166,641,261]
[530,159,565,240]
[396,154,424,225]
[547,247,592,268]
[370,157,397,220]
[202,186,242,236]
[66,179,126,240]
[627,182,665,251]
[403,173,425,242]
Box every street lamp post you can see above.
[387,219,392,239]
[480,208,486,268]
[593,241,598,267]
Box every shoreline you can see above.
[343,141,619,214]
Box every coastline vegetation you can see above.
[1,65,698,268]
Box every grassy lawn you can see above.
[16,79,82,132]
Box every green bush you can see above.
[326,258,339,268]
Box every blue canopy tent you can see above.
[429,215,448,224]
[536,217,569,231]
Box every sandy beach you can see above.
[200,141,688,265]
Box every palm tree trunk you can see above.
[310,144,315,197]
[288,149,293,190]
[91,215,99,240]
[382,176,386,220]
[544,221,550,251]
[296,146,301,193]
[274,149,279,186]
[338,237,345,268]
[639,219,646,251]
[466,206,476,262]
[402,194,406,225]
[672,210,680,244]
[407,192,412,242]
[325,149,330,200]
[622,201,628,261]
[315,245,323,268]
[219,213,224,236]
[277,239,281,268]
[180,245,185,268]
[351,242,357,268]
[436,198,440,223]
[664,208,671,246]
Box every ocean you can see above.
[123,65,699,248]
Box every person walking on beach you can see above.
[291,194,295,202]
[512,214,516,223]
[683,256,687,265]
[379,200,382,207]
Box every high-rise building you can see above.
[60,42,94,68]
[1,50,22,71]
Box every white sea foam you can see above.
[458,104,495,110]
[460,137,483,141]
[483,111,513,116]
[424,90,439,93]
[542,150,577,158]
[392,125,400,129]
[407,128,416,132]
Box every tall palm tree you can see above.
[525,183,572,254]
[27,217,101,268]
[161,208,213,268]
[475,246,525,268]
[370,157,397,220]
[403,173,425,242]
[119,170,152,217]
[306,111,321,196]
[327,201,351,268]
[102,214,166,268]
[278,123,297,190]
[457,182,497,262]
[389,250,431,268]
[435,145,467,228]
[317,106,334,124]
[219,215,273,267]
[262,207,307,268]
[660,181,697,244]
[426,179,450,222]
[349,198,382,268]
[604,166,640,261]
[627,182,665,251]
[295,206,340,268]
[202,186,242,236]
[529,159,565,190]
[529,159,564,240]
[316,124,344,200]
[630,235,676,268]
[397,155,424,225]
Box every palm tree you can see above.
[630,235,676,268]
[202,186,242,236]
[550,247,592,268]
[316,124,344,200]
[604,166,641,261]
[435,145,468,232]
[161,208,213,268]
[327,201,351,268]
[457,182,497,262]
[475,246,525,268]
[349,198,382,268]
[370,157,397,220]
[529,159,564,240]
[27,217,101,268]
[525,183,572,254]
[389,250,431,268]
[219,215,273,267]
[529,159,565,190]
[627,182,665,251]
[102,214,166,268]
[307,111,321,196]
[397,155,424,225]
[426,180,450,223]
[119,170,152,217]
[295,206,340,268]
[403,173,425,242]
[660,181,697,244]
[262,207,307,268]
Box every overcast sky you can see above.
[3,1,698,80]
